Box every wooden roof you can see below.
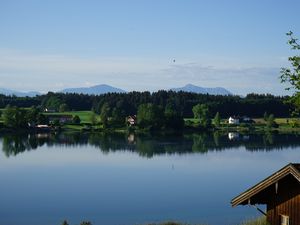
[231,163,300,207]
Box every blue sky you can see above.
[0,0,299,95]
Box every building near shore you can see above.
[231,163,300,225]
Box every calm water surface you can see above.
[0,132,300,225]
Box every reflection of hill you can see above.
[1,131,300,158]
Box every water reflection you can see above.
[1,131,300,158]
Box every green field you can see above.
[43,111,100,124]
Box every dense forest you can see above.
[0,91,293,118]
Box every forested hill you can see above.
[0,91,292,118]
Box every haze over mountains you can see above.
[0,88,40,97]
[62,84,126,95]
[0,84,232,96]
[171,84,232,95]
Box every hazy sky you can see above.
[0,0,300,95]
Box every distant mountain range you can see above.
[62,84,231,95]
[171,84,232,95]
[0,88,40,97]
[0,84,232,97]
[62,84,126,95]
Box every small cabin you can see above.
[231,163,300,225]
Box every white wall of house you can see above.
[229,117,239,124]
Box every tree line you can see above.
[0,91,293,119]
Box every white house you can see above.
[228,116,240,124]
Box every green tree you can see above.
[2,105,16,128]
[59,103,69,112]
[192,104,211,128]
[25,106,39,124]
[266,114,277,128]
[37,113,48,124]
[111,107,125,127]
[90,112,97,126]
[2,105,27,128]
[52,119,60,127]
[100,103,110,128]
[137,103,163,129]
[213,112,221,127]
[164,103,184,129]
[280,31,300,114]
[44,96,62,111]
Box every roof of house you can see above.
[231,163,300,207]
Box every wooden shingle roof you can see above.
[231,163,300,207]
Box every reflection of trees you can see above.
[213,131,220,147]
[192,133,209,153]
[88,133,134,153]
[2,131,300,158]
[263,132,274,145]
[2,135,41,157]
[2,135,28,157]
[136,139,157,158]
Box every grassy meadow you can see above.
[43,111,98,124]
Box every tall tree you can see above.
[111,107,125,126]
[266,114,277,128]
[192,104,211,128]
[25,106,39,124]
[137,103,163,129]
[44,95,62,111]
[280,31,300,114]
[100,103,110,128]
[2,105,27,128]
[2,105,16,128]
[59,103,69,112]
[213,112,221,127]
[90,112,97,126]
[164,103,184,129]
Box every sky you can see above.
[0,0,300,95]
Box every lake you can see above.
[0,131,300,225]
